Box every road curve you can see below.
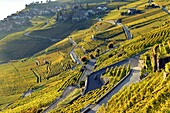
[117,23,132,40]
[78,59,96,86]
[69,38,82,65]
[82,67,141,113]
[82,53,143,113]
[83,50,147,95]
[105,20,132,40]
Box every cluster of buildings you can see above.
[0,12,32,32]
[0,3,56,32]
[55,4,108,23]
[0,2,109,32]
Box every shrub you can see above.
[90,54,95,59]
[108,54,113,58]
[80,81,85,87]
[81,56,88,62]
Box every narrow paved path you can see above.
[105,20,132,40]
[21,89,34,98]
[116,22,132,40]
[43,86,78,113]
[162,7,170,15]
[24,32,61,42]
[68,38,77,45]
[105,20,116,25]
[70,47,82,64]
[43,59,96,113]
[78,59,96,88]
[121,24,132,40]
[69,38,82,65]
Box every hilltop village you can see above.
[0,1,110,32]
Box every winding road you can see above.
[83,50,147,95]
[82,68,141,113]
[43,58,96,113]
[81,51,145,113]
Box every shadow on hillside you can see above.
[0,13,110,64]
[30,20,95,39]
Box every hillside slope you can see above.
[97,71,170,113]
[0,0,170,112]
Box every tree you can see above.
[112,66,117,76]
[55,12,60,21]
[81,56,88,62]
[127,63,130,74]
[120,65,126,78]
[96,48,101,57]
[105,68,109,73]
[66,5,71,13]
[74,5,79,10]
[108,54,113,58]
[90,54,95,59]
[107,42,114,49]
[167,40,170,48]
[118,6,120,10]
[115,66,121,77]
[165,63,170,72]
[80,81,85,87]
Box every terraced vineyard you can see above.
[1,0,170,113]
[2,68,81,113]
[96,20,170,70]
[97,35,170,113]
[57,72,82,91]
[122,8,163,24]
[94,26,124,40]
[139,39,170,78]
[97,71,170,113]
[50,65,130,113]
